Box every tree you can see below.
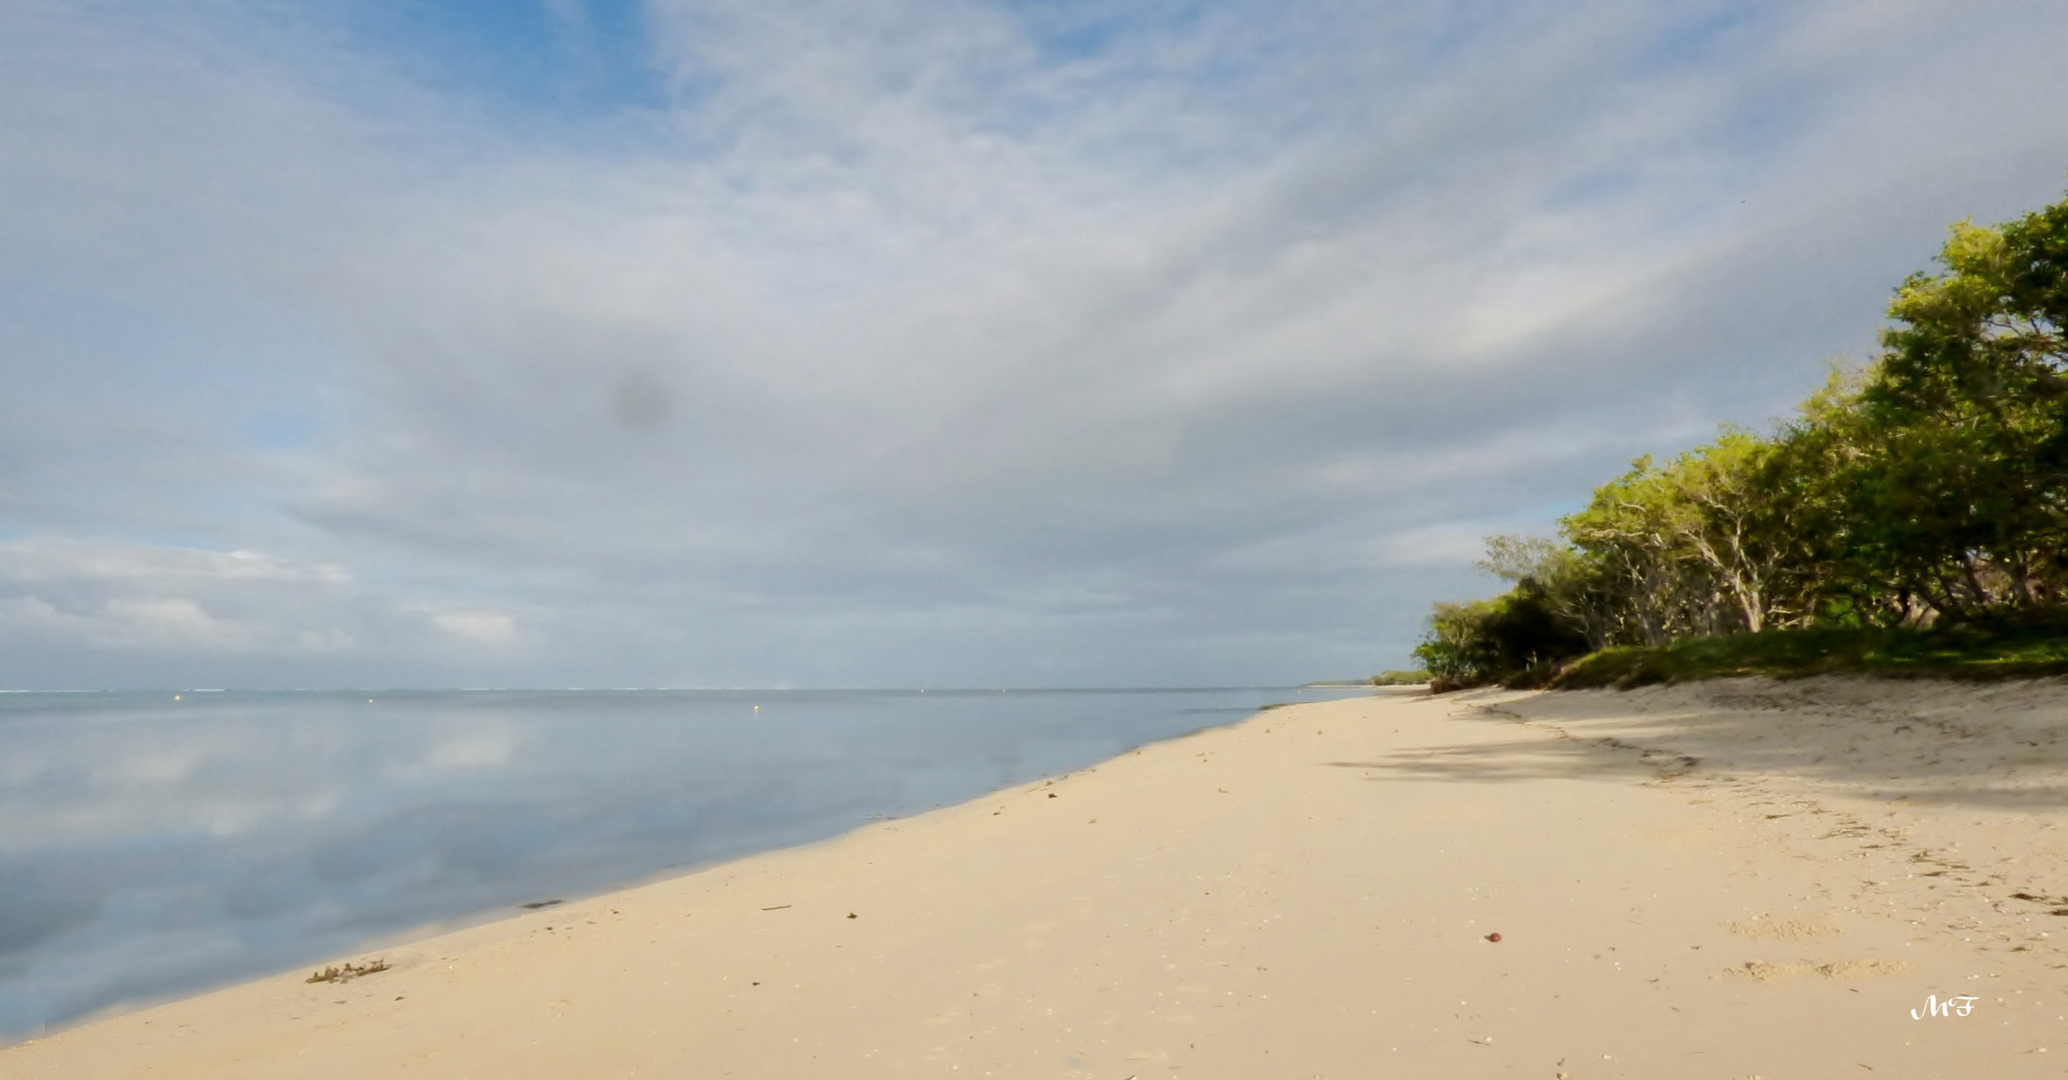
[1558,436,1789,641]
[1758,365,1909,626]
[1862,199,2068,614]
[1477,534,1623,649]
[1408,189,2068,688]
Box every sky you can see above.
[3,0,2067,690]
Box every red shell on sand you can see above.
[1485,932,1502,942]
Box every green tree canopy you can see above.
[1410,189,2068,689]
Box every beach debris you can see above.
[1485,932,1502,942]
[520,899,563,910]
[847,912,857,918]
[761,904,792,911]
[307,959,388,984]
[1048,793,1057,798]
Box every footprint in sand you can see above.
[1721,914,1839,941]
[1726,959,1908,981]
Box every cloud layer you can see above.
[4,0,2068,687]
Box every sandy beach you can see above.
[7,678,2067,1078]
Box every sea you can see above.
[0,685,1371,1039]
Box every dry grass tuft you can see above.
[306,959,389,984]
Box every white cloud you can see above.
[3,0,2067,682]
[1367,524,1503,571]
[428,612,520,648]
[0,542,344,653]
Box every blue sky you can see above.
[329,0,671,120]
[3,0,2067,689]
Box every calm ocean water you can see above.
[0,686,1369,1038]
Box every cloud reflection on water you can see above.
[0,686,1363,1037]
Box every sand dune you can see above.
[6,679,2066,1078]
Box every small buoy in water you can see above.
[174,695,181,701]
[753,705,760,713]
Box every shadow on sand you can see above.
[1323,677,2068,813]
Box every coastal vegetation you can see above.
[1416,191,2068,691]
[1371,669,1433,685]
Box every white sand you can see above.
[7,678,2067,1078]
